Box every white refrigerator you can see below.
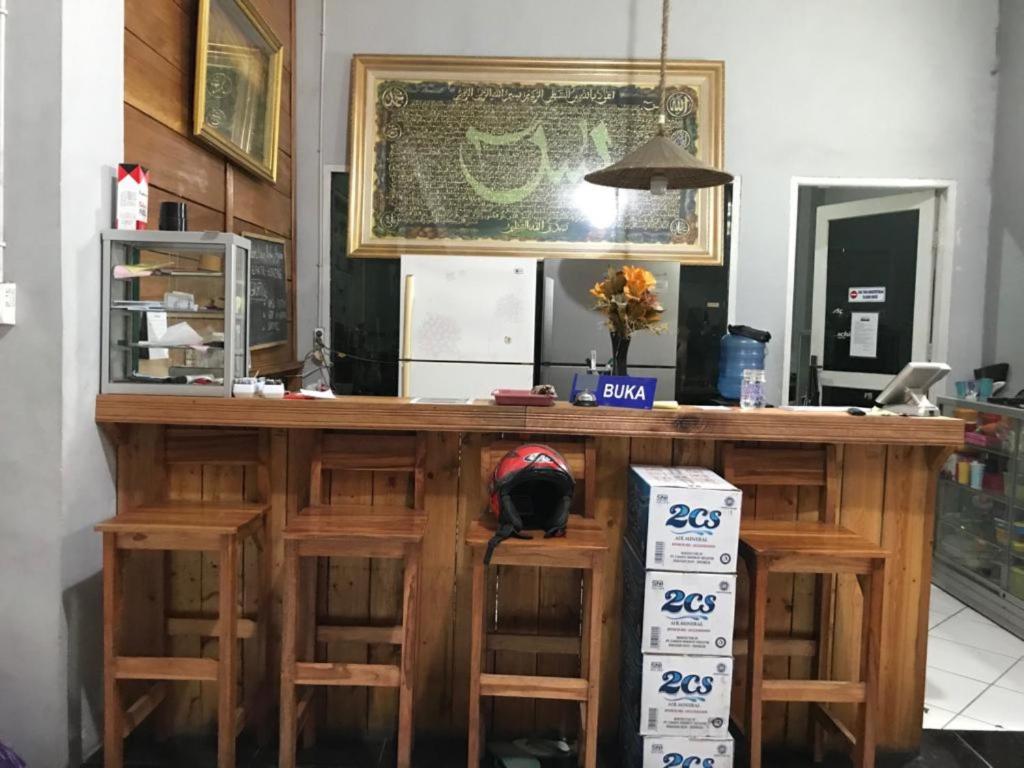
[399,255,537,399]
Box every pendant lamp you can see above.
[584,0,733,194]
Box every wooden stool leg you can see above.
[103,534,124,768]
[580,553,605,768]
[300,555,320,749]
[812,572,836,763]
[256,517,272,737]
[217,535,239,768]
[855,562,885,768]
[745,558,768,768]
[467,550,485,768]
[279,541,299,768]
[397,544,421,768]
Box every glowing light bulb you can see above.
[650,174,668,195]
[572,182,617,229]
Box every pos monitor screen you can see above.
[874,362,951,415]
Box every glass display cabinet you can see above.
[933,396,1024,636]
[101,230,250,396]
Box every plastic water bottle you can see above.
[740,369,766,409]
[718,325,771,400]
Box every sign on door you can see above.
[848,286,886,303]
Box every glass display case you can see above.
[933,396,1024,636]
[101,231,250,396]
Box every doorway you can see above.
[785,181,954,406]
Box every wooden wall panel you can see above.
[150,187,224,232]
[125,106,226,211]
[124,30,190,134]
[124,0,297,373]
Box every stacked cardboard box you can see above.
[621,466,742,768]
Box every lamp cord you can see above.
[657,0,670,135]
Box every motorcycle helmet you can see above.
[485,444,575,564]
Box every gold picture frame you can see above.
[194,0,284,183]
[348,55,726,264]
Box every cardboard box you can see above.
[623,546,736,656]
[621,730,735,768]
[115,163,150,230]
[638,654,732,737]
[641,737,733,768]
[622,542,736,656]
[627,466,741,573]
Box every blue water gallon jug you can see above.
[718,325,771,400]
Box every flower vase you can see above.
[610,331,631,376]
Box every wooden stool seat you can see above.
[97,504,266,535]
[286,506,427,544]
[740,520,888,565]
[466,518,607,565]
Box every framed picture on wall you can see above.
[348,55,726,264]
[194,0,284,182]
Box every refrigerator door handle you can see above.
[402,274,415,360]
[401,274,414,396]
[542,276,554,362]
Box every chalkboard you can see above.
[245,232,289,349]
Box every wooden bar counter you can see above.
[96,394,961,756]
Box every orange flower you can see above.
[589,281,607,299]
[622,265,657,300]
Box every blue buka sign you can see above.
[595,375,657,409]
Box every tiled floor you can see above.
[925,583,1024,731]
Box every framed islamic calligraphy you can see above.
[348,55,726,264]
[193,0,284,183]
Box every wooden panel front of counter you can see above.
[98,396,960,754]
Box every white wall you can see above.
[985,0,1024,392]
[0,1,67,763]
[0,0,121,765]
[296,0,1000,402]
[59,0,123,761]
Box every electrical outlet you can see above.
[0,284,15,325]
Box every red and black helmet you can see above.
[485,444,575,564]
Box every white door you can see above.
[400,361,533,400]
[400,255,537,364]
[810,191,937,405]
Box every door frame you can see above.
[782,177,957,405]
[811,191,938,394]
[319,163,349,338]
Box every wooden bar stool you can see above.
[465,438,606,768]
[95,429,271,768]
[279,432,426,768]
[723,445,887,768]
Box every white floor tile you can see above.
[930,585,966,617]
[924,667,989,713]
[946,714,1005,731]
[932,612,1024,657]
[922,704,957,729]
[954,606,999,628]
[995,658,1024,694]
[929,610,952,629]
[927,635,1018,683]
[960,685,1024,730]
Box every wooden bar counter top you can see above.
[96,394,962,757]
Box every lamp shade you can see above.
[583,133,733,190]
